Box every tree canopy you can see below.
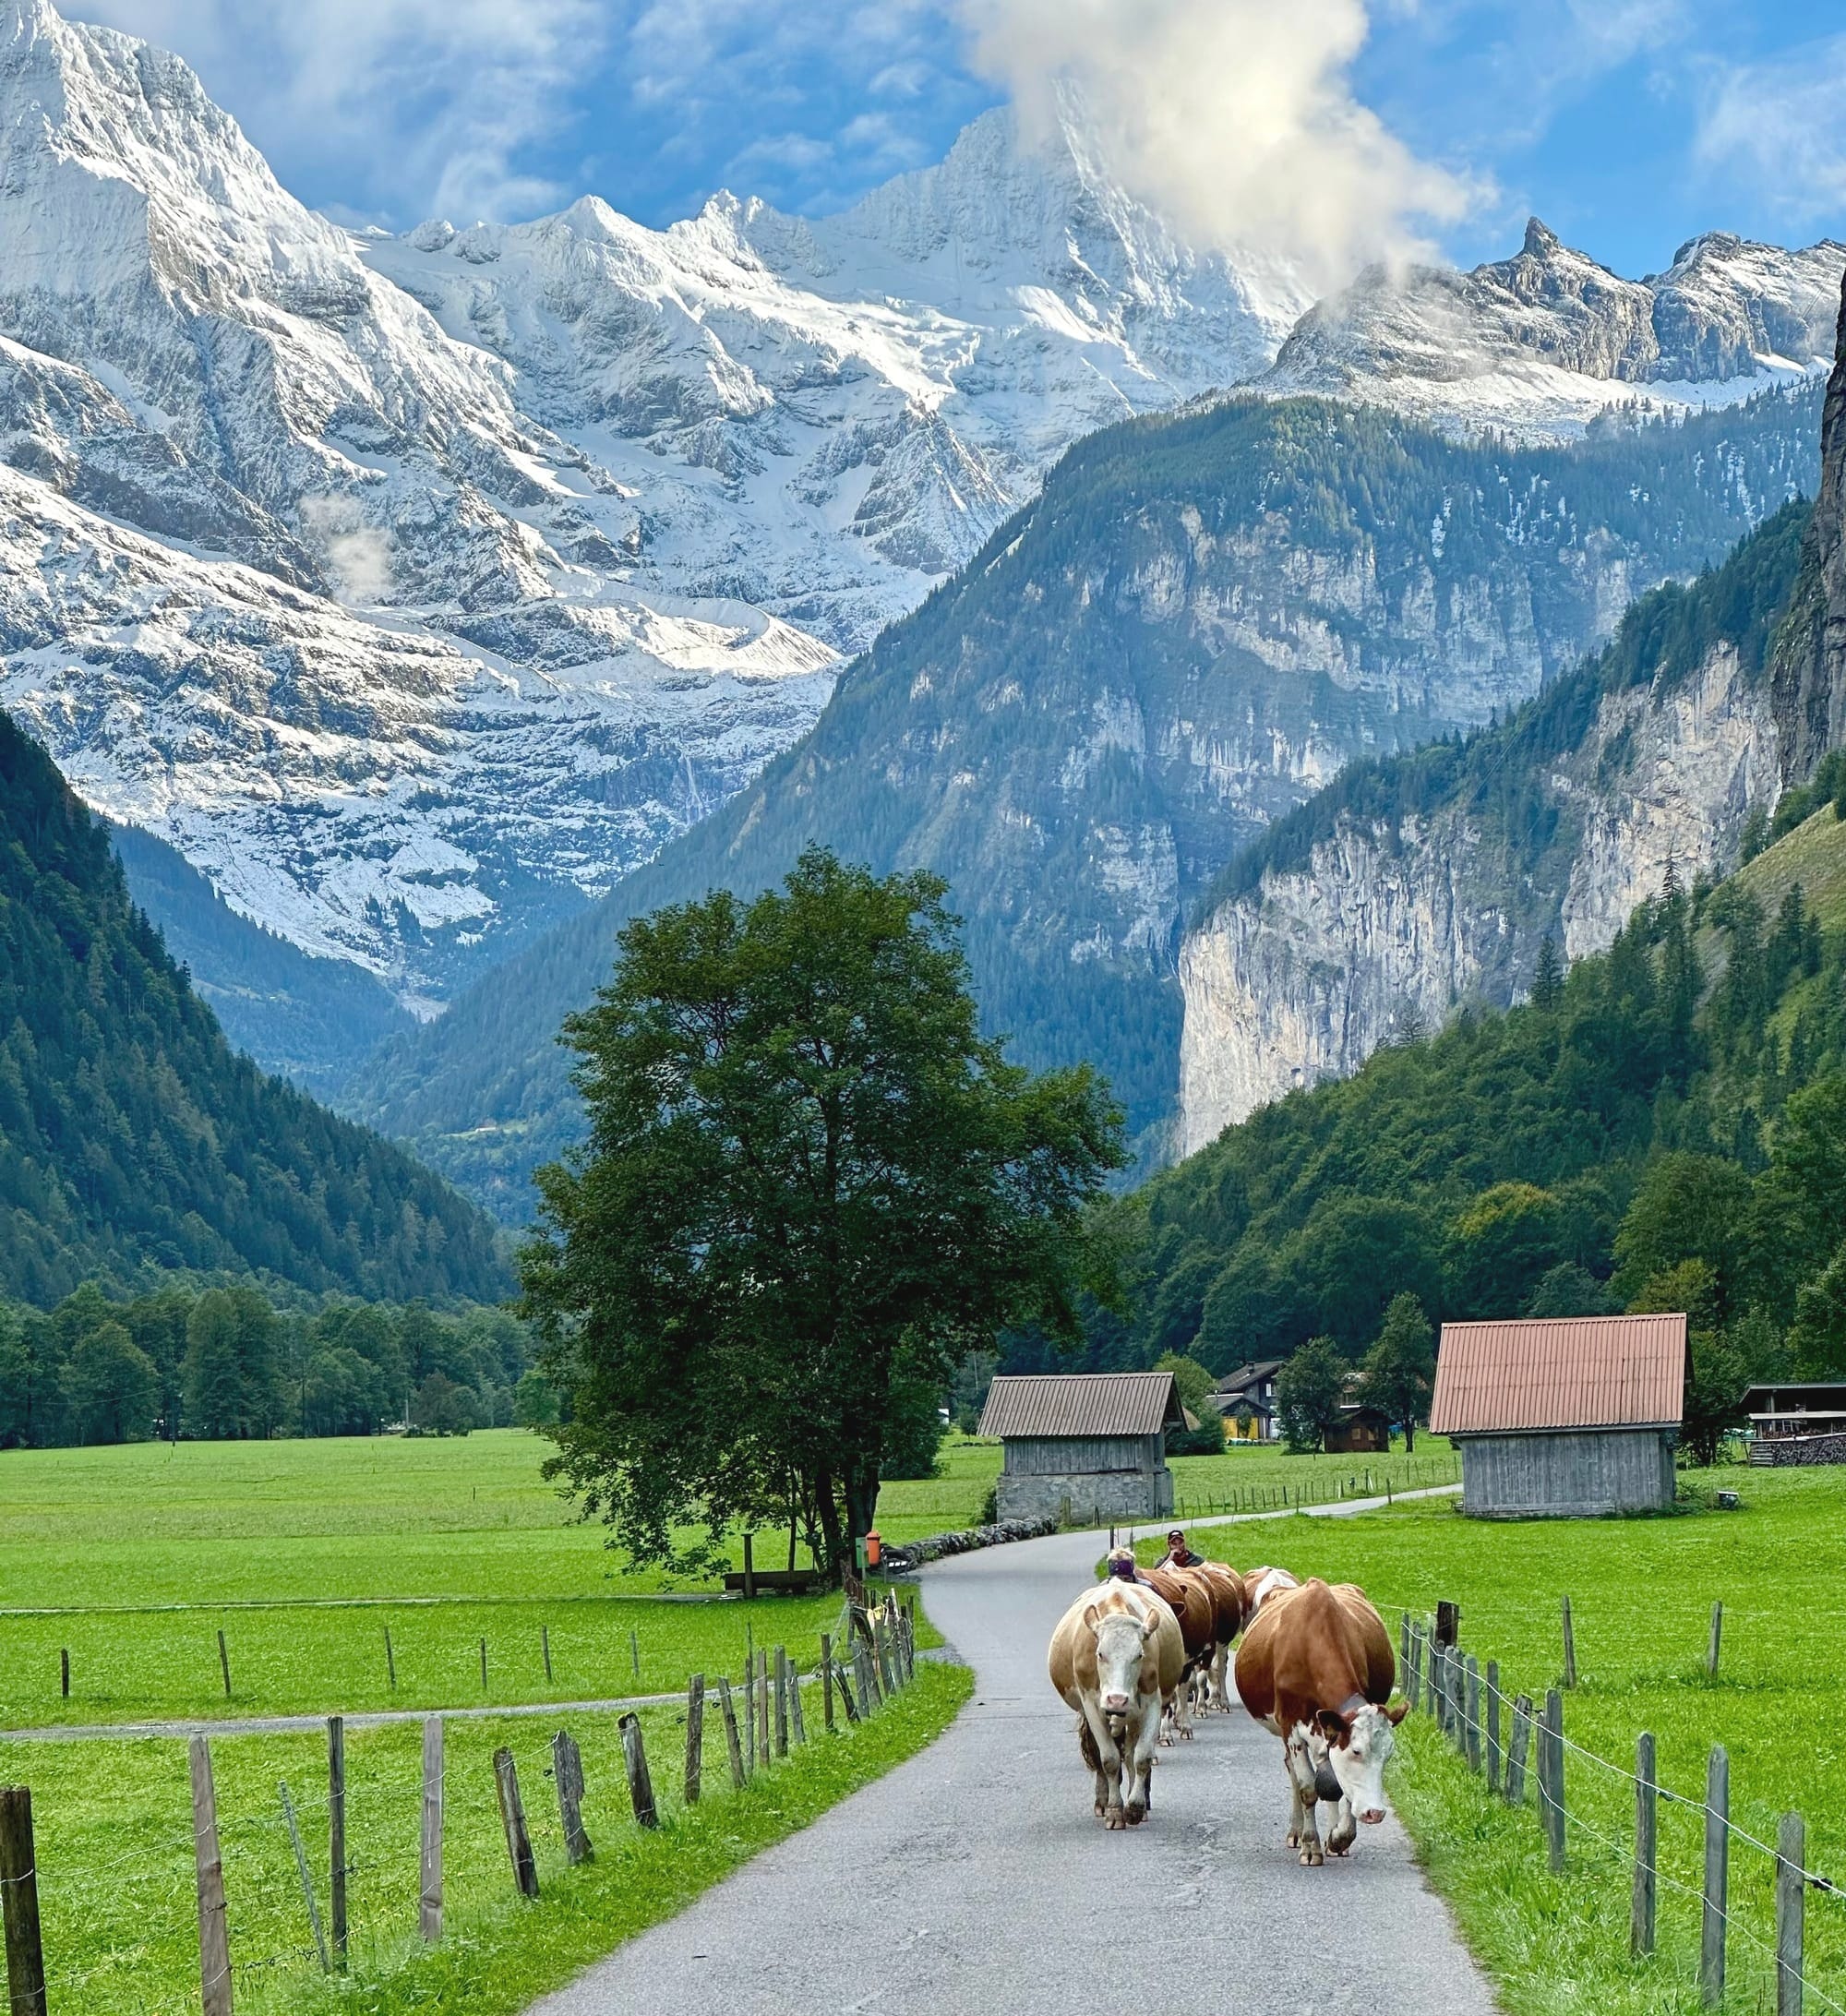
[521,849,1125,1573]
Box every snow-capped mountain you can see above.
[1263,219,1844,438]
[0,0,1838,1043]
[360,102,1312,653]
[0,0,1310,1017]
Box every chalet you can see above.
[1210,1360,1284,1443]
[979,1373,1182,1523]
[1429,1314,1686,1518]
[1325,1401,1392,1456]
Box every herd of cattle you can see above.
[1048,1547,1408,1863]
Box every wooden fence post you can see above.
[189,1735,234,2016]
[619,1712,659,1830]
[757,1651,772,1762]
[1485,1662,1502,1794]
[1561,1596,1576,1689]
[743,1656,757,1778]
[629,1628,640,1682]
[384,1626,396,1691]
[1399,1613,1409,1673]
[1541,1689,1565,1872]
[218,1629,232,1699]
[327,1716,347,1966]
[0,1785,47,2016]
[419,1717,443,1944]
[1707,1602,1723,1681]
[1464,1658,1481,1771]
[1407,1625,1422,1711]
[1777,1811,1805,2016]
[58,1650,66,1702]
[1632,1732,1657,1959]
[553,1730,593,1865]
[790,1663,808,1746]
[493,1747,539,1899]
[1702,1746,1729,2008]
[684,1674,705,1805]
[479,1638,488,1692]
[1505,1695,1533,1805]
[279,1782,330,1974]
[1435,1601,1459,1648]
[542,1626,552,1684]
[821,1634,835,1734]
[716,1678,747,1790]
[834,1657,862,1726]
[773,1649,788,1758]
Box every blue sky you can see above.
[78,0,1846,281]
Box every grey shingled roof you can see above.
[979,1372,1181,1440]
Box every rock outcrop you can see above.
[1772,272,1846,778]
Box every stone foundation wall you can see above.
[996,1468,1174,1525]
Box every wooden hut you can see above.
[1741,1383,1846,1465]
[1430,1314,1685,1518]
[979,1373,1182,1523]
[1325,1402,1391,1456]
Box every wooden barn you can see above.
[979,1373,1182,1523]
[1430,1314,1686,1518]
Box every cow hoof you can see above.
[1106,1809,1127,1831]
[1300,1847,1325,1867]
[1126,1803,1147,1826]
[1285,1831,1300,1848]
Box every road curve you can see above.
[529,1504,1496,2016]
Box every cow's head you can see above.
[1314,1699,1410,1825]
[1084,1600,1158,1716]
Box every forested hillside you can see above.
[348,387,1820,1218]
[1077,797,1846,1405]
[0,712,509,1306]
[111,823,414,1097]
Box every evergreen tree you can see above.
[183,1292,247,1438]
[1530,935,1564,1012]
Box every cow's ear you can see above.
[1314,1710,1350,1746]
[1141,1614,1159,1641]
[1384,1698,1410,1725]
[1083,1601,1101,1632]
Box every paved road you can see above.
[530,1502,1497,2016]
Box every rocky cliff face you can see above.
[1771,274,1846,777]
[1177,561,1795,1157]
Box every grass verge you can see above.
[9,1661,971,2016]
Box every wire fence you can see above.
[0,1590,922,2016]
[1389,1595,1840,2015]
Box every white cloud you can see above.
[1695,33,1846,223]
[301,496,395,605]
[71,0,602,222]
[952,0,1480,288]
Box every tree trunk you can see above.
[1404,1420,1417,1452]
[845,1466,879,1552]
[812,1469,845,1576]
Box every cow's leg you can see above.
[1327,1790,1358,1856]
[1077,1708,1123,1823]
[1159,1688,1178,1746]
[1211,1640,1231,1711]
[1174,1671,1194,1741]
[1286,1727,1325,1865]
[1124,1701,1160,1823]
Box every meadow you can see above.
[0,1427,970,2015]
[1137,1467,1846,2015]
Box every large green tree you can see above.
[1276,1337,1349,1454]
[520,849,1124,1574]
[1355,1293,1436,1451]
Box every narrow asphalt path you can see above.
[529,1494,1496,2016]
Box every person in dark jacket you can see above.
[1161,1528,1206,1569]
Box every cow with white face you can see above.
[1233,1578,1408,1866]
[1048,1580,1184,1829]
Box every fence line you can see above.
[1396,1602,1841,2016]
[0,1590,924,2015]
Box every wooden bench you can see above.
[722,1568,829,1596]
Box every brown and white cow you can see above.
[1241,1565,1300,1621]
[1193,1561,1247,1712]
[1233,1578,1408,1866]
[1142,1566,1217,1740]
[1048,1580,1184,1828]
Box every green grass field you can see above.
[5,1665,970,2016]
[0,1433,952,1730]
[1138,1467,1846,2014]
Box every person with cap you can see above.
[1161,1528,1206,1569]
[1105,1545,1144,1582]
